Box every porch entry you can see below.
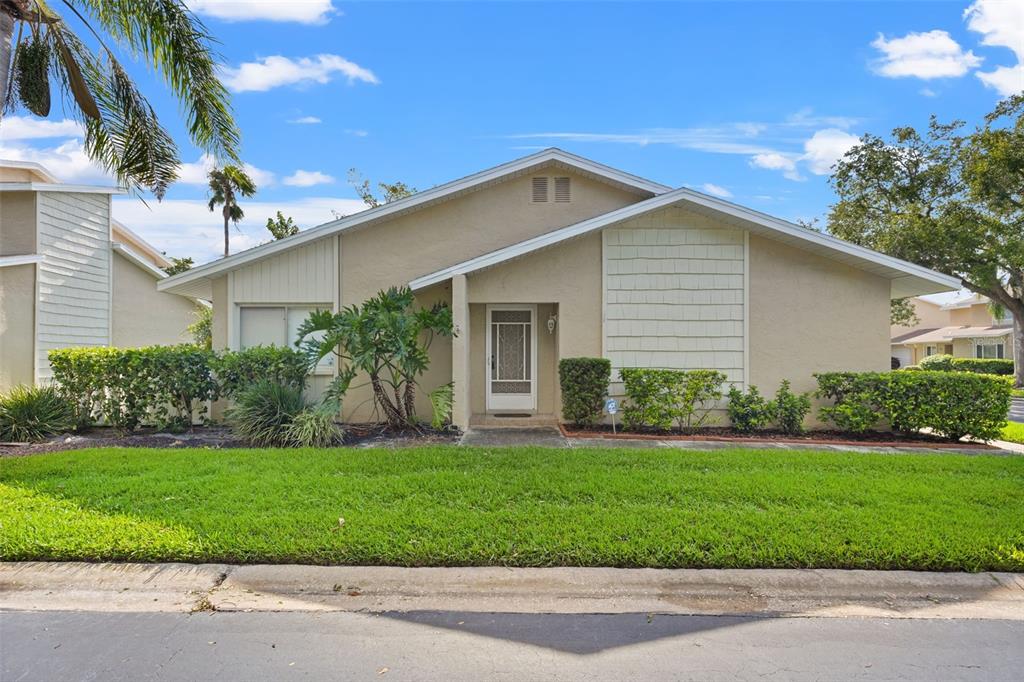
[485,304,537,411]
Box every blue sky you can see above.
[0,1,1019,264]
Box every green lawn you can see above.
[1001,422,1024,444]
[2,446,1022,571]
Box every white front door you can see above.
[486,305,537,411]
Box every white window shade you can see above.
[240,307,286,349]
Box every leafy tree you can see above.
[1,0,239,198]
[207,165,256,257]
[828,94,1024,386]
[188,304,212,350]
[162,256,193,276]
[348,168,415,208]
[890,298,919,327]
[296,286,454,429]
[265,211,298,240]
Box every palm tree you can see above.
[1,0,239,199]
[207,165,255,258]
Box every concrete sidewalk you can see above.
[3,562,1022,621]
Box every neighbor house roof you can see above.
[409,186,961,298]
[158,148,670,296]
[892,325,1013,345]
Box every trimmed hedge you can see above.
[49,345,310,431]
[919,354,1014,376]
[621,368,726,430]
[558,358,611,427]
[815,370,1010,441]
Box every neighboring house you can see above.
[160,148,958,428]
[0,160,201,390]
[890,293,1016,367]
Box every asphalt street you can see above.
[2,610,1022,681]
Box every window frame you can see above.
[238,303,335,375]
[974,340,1005,359]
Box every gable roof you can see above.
[409,186,961,299]
[159,148,669,296]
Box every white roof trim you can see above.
[0,181,124,194]
[409,186,961,296]
[112,219,171,268]
[159,148,669,293]
[0,159,60,182]
[0,254,44,268]
[112,243,168,279]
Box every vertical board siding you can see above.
[604,207,745,385]
[35,192,111,380]
[232,239,335,303]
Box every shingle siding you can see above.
[35,191,111,380]
[603,207,745,384]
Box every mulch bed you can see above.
[559,424,1000,450]
[0,424,460,457]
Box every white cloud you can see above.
[113,196,367,263]
[0,138,109,184]
[186,1,336,25]
[871,30,982,79]
[919,87,938,97]
[749,152,802,181]
[345,129,369,137]
[174,154,276,188]
[0,116,83,141]
[283,170,335,187]
[700,183,732,198]
[289,116,322,124]
[220,54,379,93]
[965,0,1024,96]
[801,128,861,176]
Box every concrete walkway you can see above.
[1010,397,1024,424]
[461,426,1009,455]
[3,562,1023,621]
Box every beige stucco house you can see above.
[891,294,1016,367]
[160,149,959,428]
[0,160,201,390]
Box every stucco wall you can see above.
[0,191,36,256]
[950,304,996,327]
[111,251,195,347]
[748,234,890,397]
[0,264,36,390]
[890,298,947,337]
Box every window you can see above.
[925,345,937,357]
[531,177,549,202]
[554,176,571,202]
[239,305,335,372]
[975,341,1005,359]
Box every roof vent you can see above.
[554,176,571,203]
[531,177,549,203]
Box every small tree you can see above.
[208,165,256,257]
[163,256,194,276]
[296,287,454,428]
[348,168,416,208]
[188,305,212,350]
[266,211,298,240]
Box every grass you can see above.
[1011,388,1024,399]
[1,446,1022,571]
[1000,422,1024,444]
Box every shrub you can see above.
[285,407,345,447]
[815,371,1010,441]
[427,383,454,430]
[919,354,955,372]
[621,368,726,431]
[211,346,309,399]
[726,385,772,433]
[949,357,1014,376]
[0,385,74,442]
[770,380,812,435]
[558,358,611,427]
[226,380,306,447]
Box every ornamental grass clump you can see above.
[0,385,74,442]
[226,381,306,447]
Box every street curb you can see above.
[3,563,1023,620]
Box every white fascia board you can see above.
[112,243,168,279]
[112,219,171,268]
[0,159,60,182]
[159,148,670,293]
[0,182,124,194]
[410,186,962,294]
[0,254,44,268]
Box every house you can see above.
[159,148,959,428]
[890,293,1016,367]
[0,160,202,390]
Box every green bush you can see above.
[285,407,345,447]
[919,354,955,371]
[558,358,611,427]
[949,357,1014,376]
[726,385,772,433]
[621,368,726,431]
[770,380,812,435]
[210,346,309,399]
[816,371,1010,441]
[226,380,307,447]
[427,383,454,430]
[0,385,74,442]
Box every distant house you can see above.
[890,294,1015,367]
[0,160,202,390]
[159,148,958,428]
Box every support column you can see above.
[451,274,471,431]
